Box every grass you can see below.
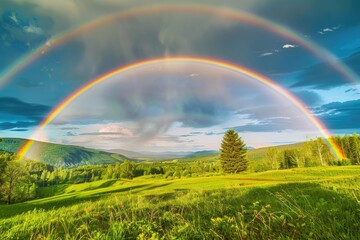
[1,166,360,239]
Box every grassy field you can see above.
[1,166,359,239]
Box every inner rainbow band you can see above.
[17,57,345,160]
[1,4,358,88]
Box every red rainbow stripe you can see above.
[17,57,345,160]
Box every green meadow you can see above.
[1,166,359,239]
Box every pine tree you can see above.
[220,129,248,173]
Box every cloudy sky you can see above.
[0,0,359,152]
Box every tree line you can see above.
[0,152,221,204]
[1,133,359,204]
[255,134,360,172]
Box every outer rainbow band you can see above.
[17,57,345,160]
[1,4,358,88]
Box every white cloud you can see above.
[99,125,133,137]
[259,52,273,57]
[318,26,340,35]
[9,12,19,24]
[23,25,44,35]
[323,28,333,32]
[282,44,297,49]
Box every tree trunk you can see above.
[318,147,323,166]
[7,194,11,205]
[7,177,13,205]
[316,140,324,166]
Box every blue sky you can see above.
[0,0,359,152]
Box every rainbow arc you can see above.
[1,4,358,88]
[17,57,345,160]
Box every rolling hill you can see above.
[0,138,304,167]
[162,142,304,163]
[246,142,303,161]
[0,138,130,168]
[107,149,196,160]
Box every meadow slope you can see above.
[0,166,359,239]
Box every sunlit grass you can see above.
[1,166,359,239]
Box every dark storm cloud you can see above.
[292,51,360,89]
[10,128,29,132]
[315,99,360,129]
[0,97,50,130]
[0,121,37,130]
[0,97,50,120]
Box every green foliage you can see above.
[249,135,360,172]
[279,149,299,169]
[266,147,279,170]
[0,161,31,204]
[332,133,360,165]
[220,129,248,173]
[0,166,359,239]
[173,170,181,179]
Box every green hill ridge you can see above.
[0,138,304,167]
[0,138,130,168]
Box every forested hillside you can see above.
[0,138,130,168]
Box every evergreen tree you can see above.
[220,129,248,173]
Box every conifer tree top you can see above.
[220,129,248,173]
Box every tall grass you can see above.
[1,176,359,239]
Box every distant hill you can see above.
[184,150,219,158]
[0,138,130,168]
[0,138,304,167]
[246,142,303,161]
[165,142,303,163]
[107,149,196,160]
